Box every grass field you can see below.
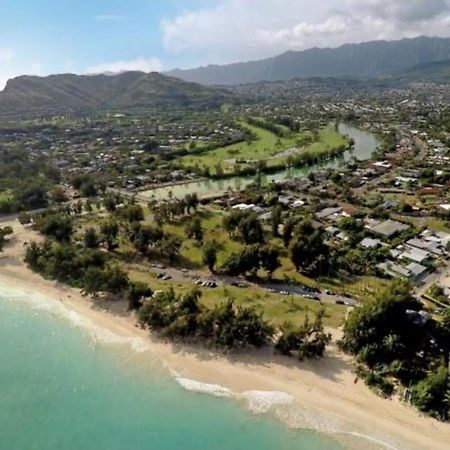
[128,266,346,328]
[160,206,391,303]
[180,121,348,175]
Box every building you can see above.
[400,246,431,264]
[370,220,409,238]
[405,262,428,281]
[359,237,382,249]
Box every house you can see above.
[406,238,443,256]
[405,262,428,281]
[316,206,342,220]
[378,262,411,278]
[360,237,381,249]
[400,246,431,264]
[370,220,409,238]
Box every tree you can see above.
[132,225,164,254]
[221,245,260,278]
[83,227,99,248]
[340,282,422,369]
[202,241,218,272]
[118,204,144,222]
[271,205,283,237]
[411,364,449,421]
[223,210,264,244]
[37,213,73,243]
[80,181,97,198]
[103,265,129,294]
[185,193,199,214]
[240,214,264,244]
[159,235,182,263]
[103,195,117,212]
[100,219,119,250]
[50,186,68,203]
[127,281,153,310]
[288,220,329,275]
[259,246,281,279]
[185,217,203,243]
[276,309,331,359]
[83,266,107,294]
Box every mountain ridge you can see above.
[167,36,450,85]
[0,71,234,118]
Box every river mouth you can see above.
[140,123,380,201]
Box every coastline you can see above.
[1,218,450,450]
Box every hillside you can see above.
[0,71,234,118]
[396,59,450,82]
[167,36,450,85]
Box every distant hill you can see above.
[0,71,234,118]
[395,59,450,82]
[167,36,450,85]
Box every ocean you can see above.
[0,286,353,450]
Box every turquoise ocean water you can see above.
[0,288,347,450]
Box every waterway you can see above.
[140,123,379,201]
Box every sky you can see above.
[1,0,450,89]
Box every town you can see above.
[1,74,449,423]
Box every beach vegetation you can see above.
[275,309,331,360]
[341,281,450,419]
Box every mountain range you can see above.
[167,36,450,85]
[0,71,233,118]
[0,36,449,119]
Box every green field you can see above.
[128,266,346,328]
[180,121,348,175]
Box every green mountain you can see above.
[396,59,450,82]
[167,36,450,85]
[0,71,233,118]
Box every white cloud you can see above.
[85,57,162,74]
[161,0,450,65]
[0,47,14,63]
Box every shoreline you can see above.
[1,218,450,450]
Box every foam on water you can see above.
[240,390,295,414]
[0,281,152,354]
[175,377,233,397]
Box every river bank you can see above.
[1,217,450,449]
[139,122,379,201]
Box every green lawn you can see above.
[163,207,244,268]
[128,266,346,328]
[180,121,303,173]
[180,121,349,175]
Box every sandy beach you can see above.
[1,217,450,450]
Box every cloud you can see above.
[161,0,450,65]
[351,0,449,23]
[256,16,351,49]
[86,57,162,74]
[0,47,14,63]
[0,61,43,91]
